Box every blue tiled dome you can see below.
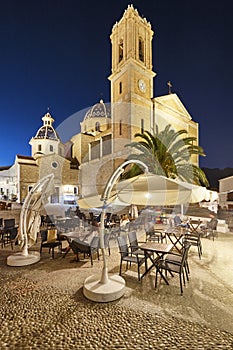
[34,112,60,140]
[84,100,111,120]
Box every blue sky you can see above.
[0,0,232,168]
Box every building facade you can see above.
[0,112,79,204]
[219,176,233,209]
[72,5,199,198]
[0,5,200,204]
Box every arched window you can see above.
[95,122,100,132]
[119,39,123,62]
[139,38,144,62]
[50,145,53,152]
[90,140,100,160]
[119,120,122,135]
[38,144,42,152]
[141,119,144,134]
[119,82,122,94]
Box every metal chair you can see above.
[128,231,146,253]
[117,235,147,281]
[40,229,62,259]
[201,218,218,241]
[1,219,18,249]
[165,241,191,283]
[69,236,100,265]
[184,231,202,259]
[146,227,166,243]
[155,242,191,295]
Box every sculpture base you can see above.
[7,251,40,266]
[83,274,125,302]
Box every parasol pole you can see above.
[83,160,148,301]
[99,160,148,284]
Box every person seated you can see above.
[120,214,130,228]
[174,214,189,228]
[174,214,182,226]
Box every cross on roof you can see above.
[167,81,172,94]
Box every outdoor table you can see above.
[165,228,185,253]
[189,220,202,234]
[139,242,173,283]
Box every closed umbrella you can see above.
[19,173,55,252]
[7,174,55,266]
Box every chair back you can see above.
[181,242,191,266]
[146,228,164,242]
[70,239,91,254]
[45,215,55,227]
[128,231,137,251]
[117,235,129,258]
[90,236,100,249]
[4,218,15,229]
[104,232,110,247]
[9,227,18,240]
[47,229,58,242]
[110,227,121,239]
[208,218,218,230]
[40,230,48,243]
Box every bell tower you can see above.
[109,5,156,154]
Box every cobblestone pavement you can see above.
[0,232,233,349]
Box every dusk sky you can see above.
[0,0,232,169]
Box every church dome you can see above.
[84,99,111,120]
[34,112,60,140]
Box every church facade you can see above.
[0,5,199,204]
[0,112,79,204]
[72,5,199,198]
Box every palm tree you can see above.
[123,124,209,187]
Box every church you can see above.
[72,5,199,198]
[0,5,199,204]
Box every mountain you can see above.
[202,167,233,190]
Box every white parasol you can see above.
[116,173,208,206]
[83,163,210,302]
